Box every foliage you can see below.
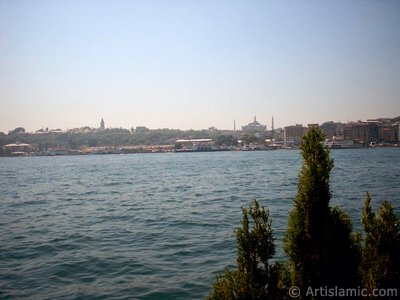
[241,134,259,145]
[208,270,237,300]
[8,127,26,135]
[207,200,277,300]
[0,128,242,150]
[209,127,399,299]
[361,193,400,294]
[215,135,238,147]
[283,127,360,292]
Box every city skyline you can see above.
[1,0,399,133]
[3,114,400,134]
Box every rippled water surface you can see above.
[1,149,399,299]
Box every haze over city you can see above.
[1,0,399,133]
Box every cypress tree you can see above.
[283,127,360,294]
[361,193,400,296]
[208,199,276,299]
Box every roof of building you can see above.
[4,143,32,147]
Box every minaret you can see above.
[100,118,105,130]
[271,116,274,141]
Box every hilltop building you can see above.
[242,116,267,139]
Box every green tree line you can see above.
[208,127,399,299]
[0,128,240,150]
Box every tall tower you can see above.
[234,119,236,132]
[271,116,274,141]
[100,118,105,130]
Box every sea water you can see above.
[1,149,399,299]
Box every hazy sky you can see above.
[1,0,399,132]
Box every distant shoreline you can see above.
[1,143,398,157]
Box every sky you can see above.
[0,0,399,132]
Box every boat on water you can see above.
[324,139,364,149]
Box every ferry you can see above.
[324,139,363,149]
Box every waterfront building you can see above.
[284,124,306,145]
[398,123,400,142]
[336,123,344,139]
[378,124,398,143]
[320,122,334,139]
[4,143,37,156]
[343,121,379,145]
